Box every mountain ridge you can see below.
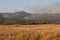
[0,11,60,24]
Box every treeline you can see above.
[0,19,60,25]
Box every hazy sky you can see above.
[0,0,60,13]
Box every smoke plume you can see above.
[30,2,60,14]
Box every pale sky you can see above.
[0,0,60,13]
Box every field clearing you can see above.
[0,24,60,40]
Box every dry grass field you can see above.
[0,24,60,40]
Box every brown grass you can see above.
[0,24,60,40]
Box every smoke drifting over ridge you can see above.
[28,2,60,14]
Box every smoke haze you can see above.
[27,1,60,14]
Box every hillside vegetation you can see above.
[0,11,60,24]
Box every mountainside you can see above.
[24,14,60,20]
[0,11,32,24]
[0,11,60,24]
[2,11,31,19]
[12,11,31,19]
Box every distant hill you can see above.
[0,11,60,24]
[0,11,31,24]
[24,13,60,24]
[12,11,31,19]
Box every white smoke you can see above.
[29,2,60,14]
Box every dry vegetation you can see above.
[0,24,60,40]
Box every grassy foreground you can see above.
[0,24,60,40]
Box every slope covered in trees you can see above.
[0,11,60,24]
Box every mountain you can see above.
[0,11,32,24]
[12,11,31,19]
[0,11,60,24]
[24,13,60,23]
[2,11,31,19]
